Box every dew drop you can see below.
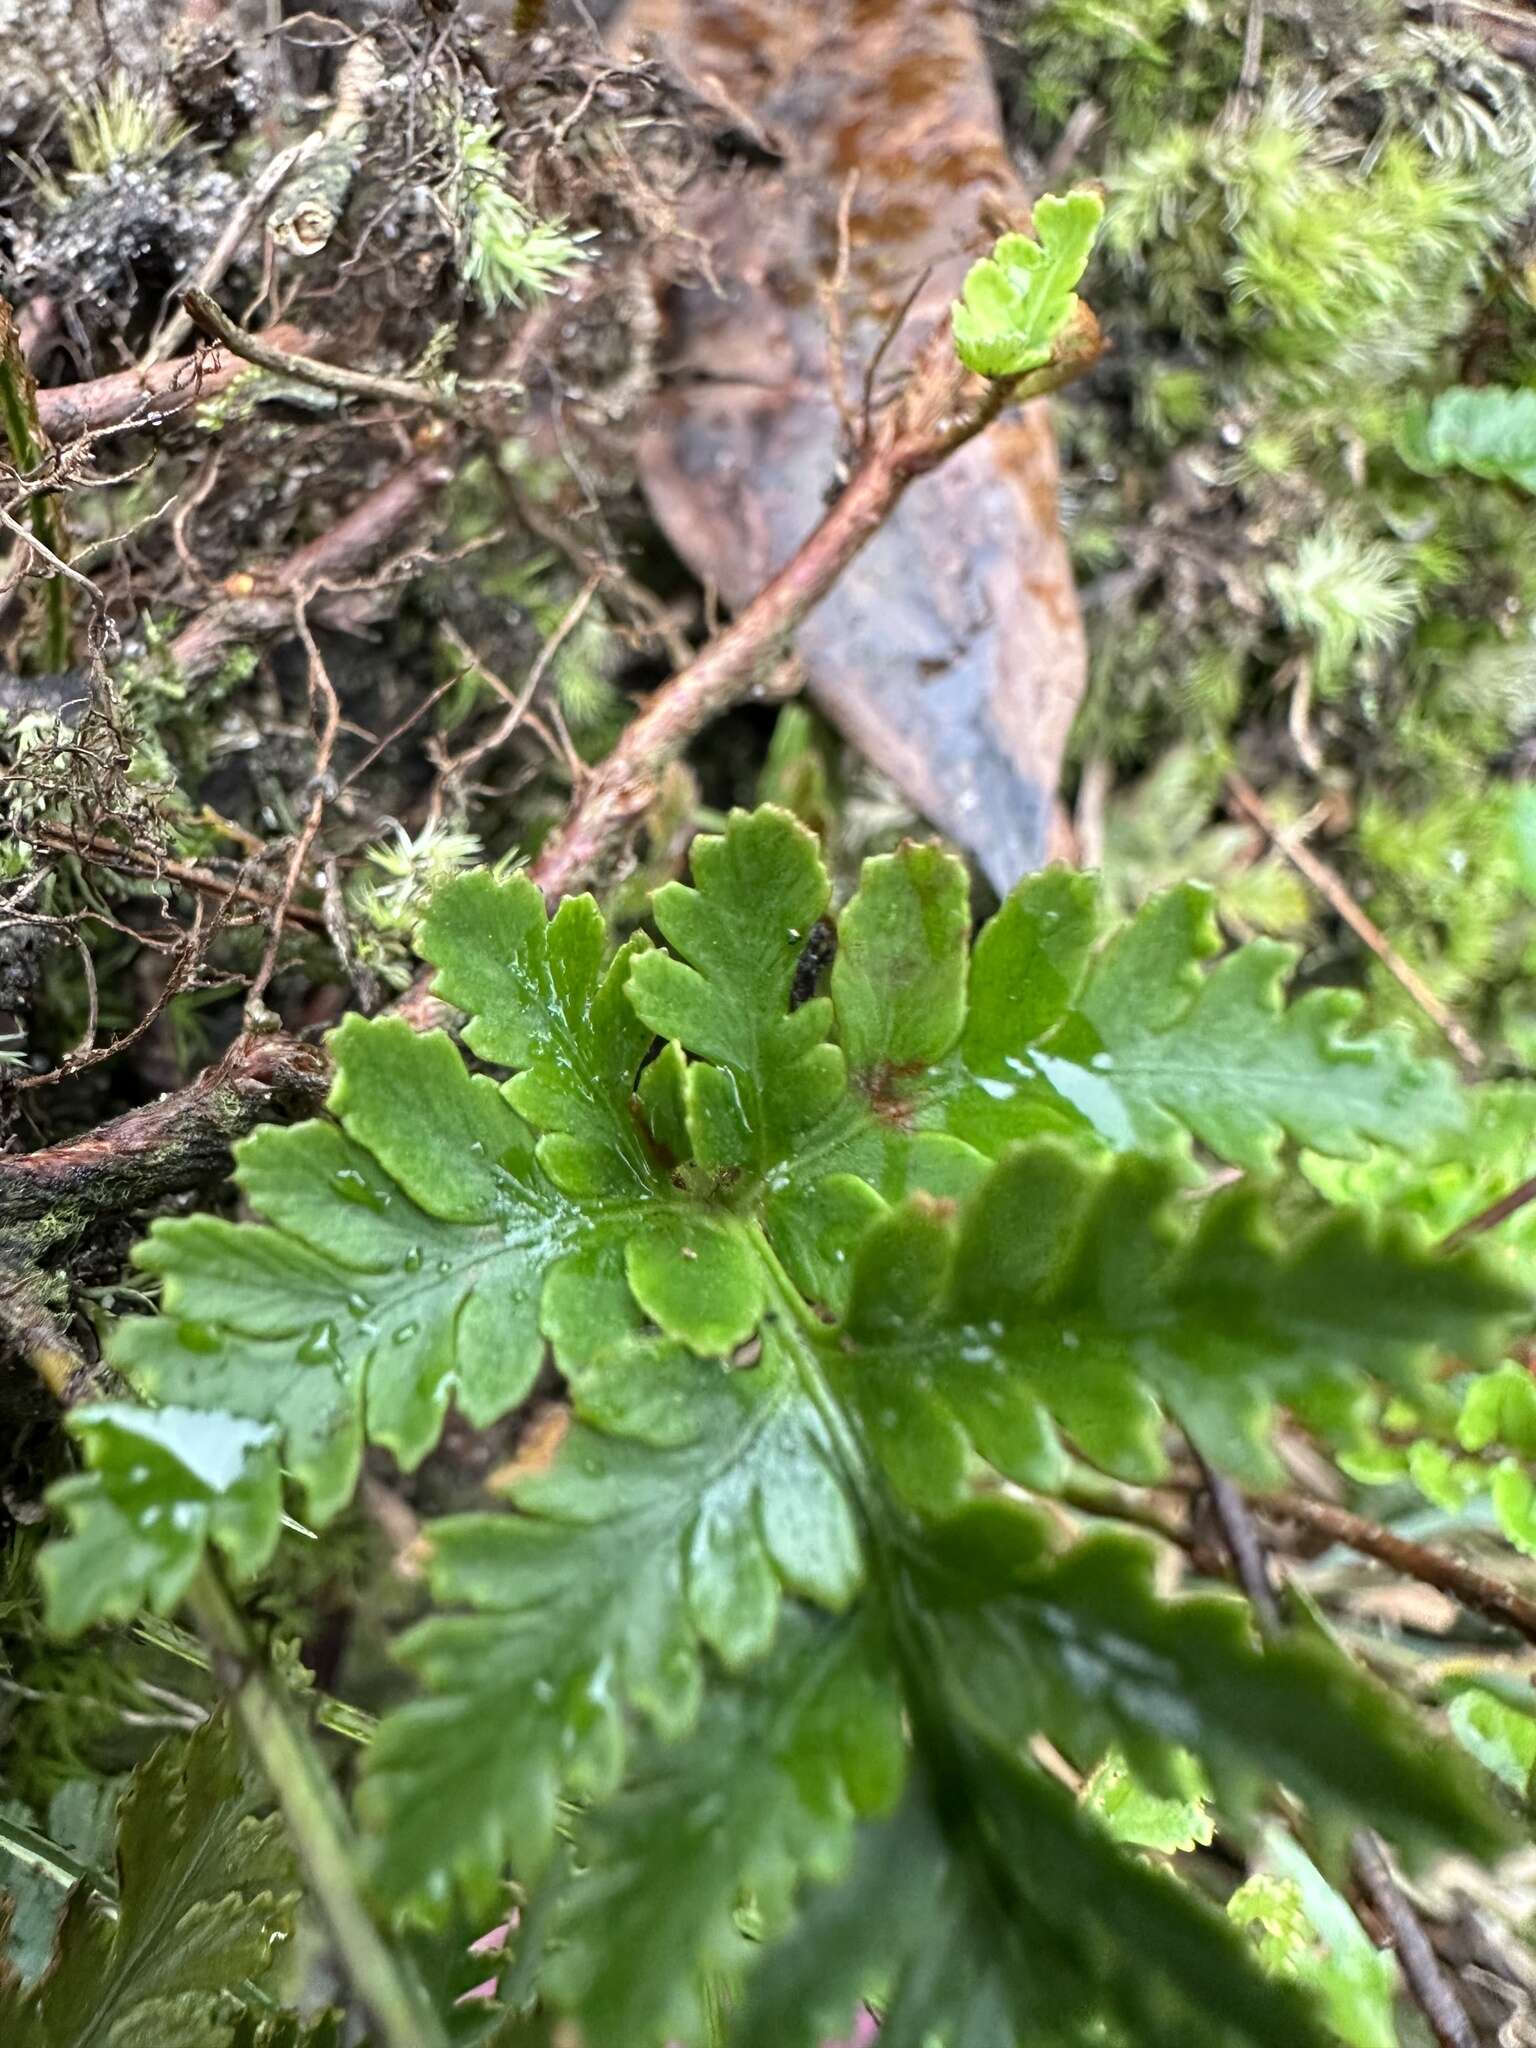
[297,1322,341,1365]
[402,1245,425,1273]
[392,1322,421,1347]
[332,1168,387,1212]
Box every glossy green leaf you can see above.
[625,807,844,1170]
[934,878,1465,1174]
[42,1406,282,1636]
[904,1503,1504,1860]
[541,1612,903,2048]
[832,841,969,1085]
[0,1714,298,2048]
[110,1016,597,1522]
[359,1333,859,1896]
[952,189,1104,380]
[840,1141,1519,1486]
[420,871,660,1197]
[39,804,1514,2046]
[624,1210,765,1355]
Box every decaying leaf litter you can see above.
[7,0,1536,2044]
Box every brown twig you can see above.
[1196,1462,1479,2048]
[168,436,457,681]
[31,824,329,933]
[528,306,1104,902]
[1225,769,1483,1067]
[35,327,321,442]
[244,597,342,1022]
[0,1030,329,1231]
[1256,1486,1536,1647]
[1348,1834,1477,2048]
[182,290,464,419]
[1441,1174,1536,1254]
[438,575,602,795]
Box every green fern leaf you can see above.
[0,1714,298,2047]
[732,1761,1334,2048]
[41,806,1521,2048]
[359,1330,860,1893]
[952,190,1105,379]
[839,1142,1514,1485]
[418,873,660,1198]
[929,872,1464,1173]
[904,1503,1501,1856]
[624,806,845,1171]
[41,1406,281,1636]
[539,1609,902,2048]
[109,1015,602,1520]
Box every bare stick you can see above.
[32,823,329,933]
[0,1031,329,1231]
[36,327,321,442]
[244,598,342,1021]
[1258,1486,1536,1646]
[168,439,457,681]
[1225,769,1483,1067]
[1198,1465,1480,2048]
[1351,1833,1477,2048]
[1441,1172,1536,1253]
[529,307,1103,901]
[182,290,463,418]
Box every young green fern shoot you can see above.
[952,187,1105,378]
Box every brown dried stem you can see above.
[182,291,464,419]
[244,598,342,1022]
[0,1028,328,1242]
[1196,1461,1479,2048]
[1225,769,1483,1067]
[529,306,1103,901]
[35,327,321,442]
[32,824,329,933]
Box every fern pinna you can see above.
[30,805,1523,2047]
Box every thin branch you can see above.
[441,574,601,789]
[527,305,1104,901]
[182,289,464,418]
[1441,1173,1536,1253]
[32,824,329,932]
[1195,1453,1281,1629]
[1351,1832,1478,2048]
[244,597,342,1021]
[187,1562,447,2048]
[1256,1486,1536,1646]
[0,1030,328,1231]
[168,439,457,681]
[1225,769,1483,1067]
[1196,1467,1480,2048]
[0,502,107,611]
[36,326,321,441]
